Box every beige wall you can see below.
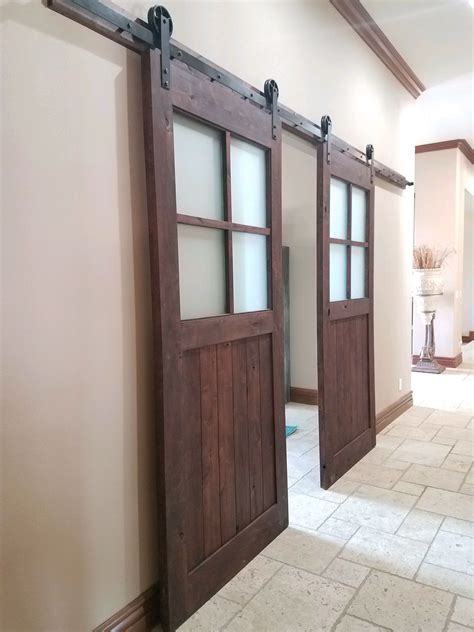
[2,1,415,629]
[413,149,474,358]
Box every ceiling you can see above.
[361,0,474,145]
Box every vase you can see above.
[412,268,445,374]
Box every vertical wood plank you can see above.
[217,342,237,543]
[259,335,276,510]
[232,339,251,531]
[200,345,221,556]
[182,349,205,569]
[247,337,264,520]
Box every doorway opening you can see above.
[281,131,321,497]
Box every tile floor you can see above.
[177,342,474,631]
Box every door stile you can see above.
[269,140,288,519]
[141,48,187,628]
[316,142,332,489]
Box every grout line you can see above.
[220,561,284,630]
[328,569,374,632]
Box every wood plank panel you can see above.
[216,342,237,544]
[182,349,205,570]
[259,335,276,510]
[247,337,264,520]
[232,339,251,532]
[200,345,221,557]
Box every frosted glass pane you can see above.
[233,233,268,312]
[173,113,224,219]
[231,138,267,227]
[178,225,227,319]
[330,244,347,302]
[351,186,367,242]
[351,246,366,299]
[330,178,348,239]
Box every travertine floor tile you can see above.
[451,596,474,628]
[218,556,282,606]
[452,440,474,457]
[289,491,338,530]
[333,615,387,631]
[348,570,453,632]
[392,480,425,496]
[343,461,403,489]
[291,470,359,503]
[416,488,474,521]
[426,530,474,575]
[387,423,441,442]
[332,484,416,534]
[390,439,452,467]
[416,563,474,599]
[436,426,474,442]
[402,463,465,492]
[262,526,345,575]
[427,410,473,428]
[287,453,318,482]
[178,595,240,631]
[226,565,354,632]
[318,517,360,540]
[460,483,474,495]
[441,516,474,538]
[446,622,472,632]
[323,557,370,588]
[340,526,428,578]
[442,453,474,473]
[396,508,443,544]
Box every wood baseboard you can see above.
[93,584,159,632]
[412,353,462,369]
[462,331,474,343]
[289,387,318,406]
[376,391,413,434]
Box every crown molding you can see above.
[415,139,474,164]
[330,0,426,99]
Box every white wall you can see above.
[2,0,415,628]
[413,149,474,358]
[463,191,474,335]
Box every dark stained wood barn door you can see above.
[142,49,287,631]
[317,144,376,489]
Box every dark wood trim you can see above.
[93,584,159,632]
[181,311,273,350]
[330,238,368,248]
[329,298,371,320]
[176,214,271,236]
[412,353,463,369]
[462,331,474,343]
[330,0,425,99]
[415,139,474,164]
[376,391,413,434]
[289,387,318,406]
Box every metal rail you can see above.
[47,0,413,188]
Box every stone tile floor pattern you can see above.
[176,342,474,631]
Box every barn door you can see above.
[317,143,376,489]
[142,49,287,631]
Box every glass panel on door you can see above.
[233,232,268,313]
[351,246,366,299]
[178,224,227,319]
[330,177,348,239]
[329,243,347,302]
[173,113,224,220]
[231,138,267,228]
[351,186,367,242]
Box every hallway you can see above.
[176,349,474,631]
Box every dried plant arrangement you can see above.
[413,244,454,270]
